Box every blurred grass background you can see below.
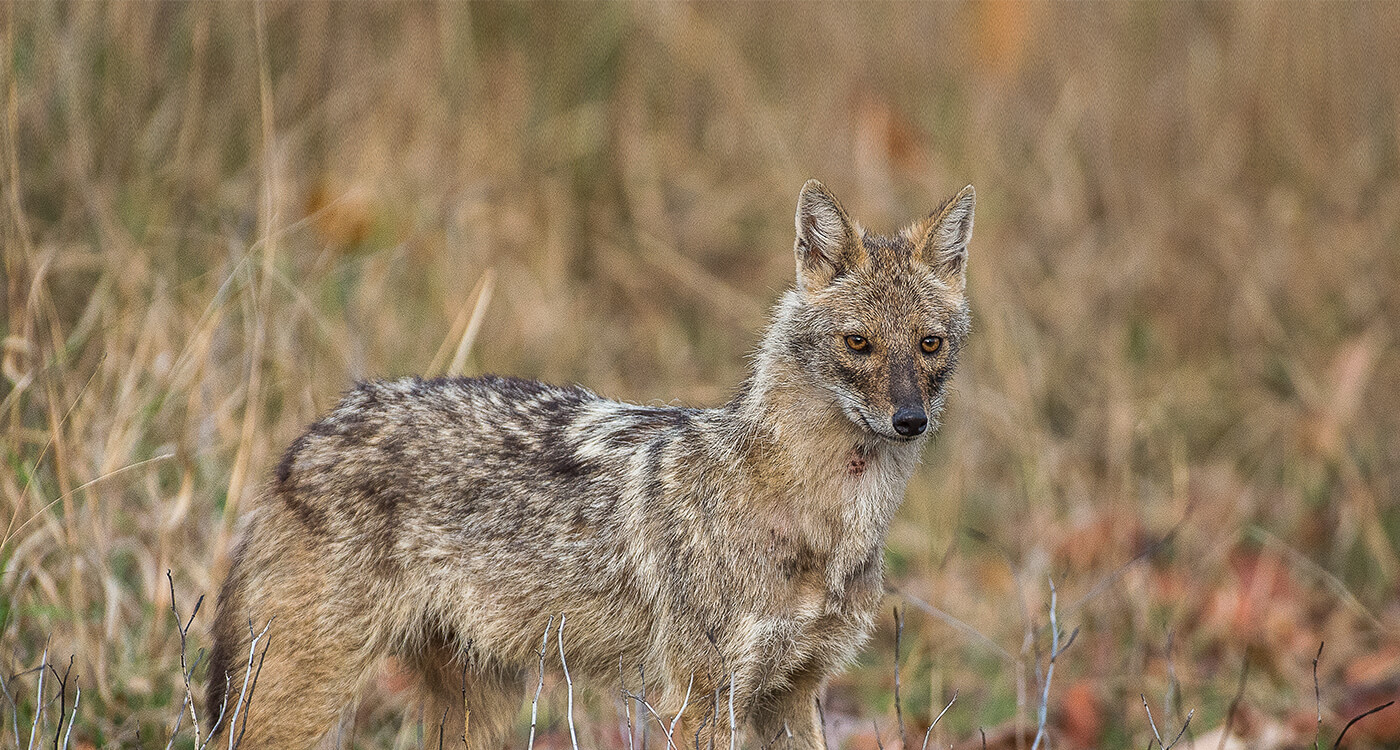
[3,2,1399,748]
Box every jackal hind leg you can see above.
[411,638,526,750]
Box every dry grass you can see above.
[3,2,1399,747]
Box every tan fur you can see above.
[206,180,975,748]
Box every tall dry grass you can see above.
[2,3,1399,747]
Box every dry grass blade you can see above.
[441,269,497,377]
[1,453,175,553]
[1331,701,1395,750]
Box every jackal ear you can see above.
[794,179,862,293]
[915,185,975,287]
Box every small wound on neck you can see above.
[846,447,868,477]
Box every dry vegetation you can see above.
[3,2,1400,748]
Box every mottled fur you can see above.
[206,180,976,748]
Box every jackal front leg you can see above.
[747,684,825,750]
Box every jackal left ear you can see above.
[915,185,975,287]
[795,179,863,293]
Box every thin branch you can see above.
[641,665,649,750]
[558,614,579,750]
[1314,642,1325,750]
[60,686,79,750]
[1,667,22,748]
[50,657,73,750]
[168,570,206,747]
[1215,649,1250,750]
[669,673,695,744]
[199,672,233,749]
[1162,710,1194,750]
[621,658,636,750]
[727,673,736,750]
[527,616,554,750]
[27,646,47,750]
[815,697,827,750]
[460,642,472,749]
[232,627,271,750]
[894,606,907,750]
[623,688,683,750]
[920,690,958,750]
[227,618,273,750]
[1142,695,1164,749]
[1031,581,1071,750]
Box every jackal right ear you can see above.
[794,179,862,293]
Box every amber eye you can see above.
[920,336,943,354]
[844,334,869,352]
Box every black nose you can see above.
[892,408,927,437]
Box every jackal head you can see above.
[779,179,974,443]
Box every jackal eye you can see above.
[920,336,943,354]
[844,334,869,352]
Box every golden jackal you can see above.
[207,180,976,748]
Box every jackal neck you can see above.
[720,293,921,524]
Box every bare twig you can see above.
[460,643,472,749]
[1164,711,1195,750]
[27,646,47,750]
[558,614,579,750]
[1,668,22,748]
[1215,649,1250,750]
[815,697,827,750]
[727,672,736,750]
[621,658,636,750]
[200,672,233,749]
[1031,581,1074,750]
[60,686,79,750]
[1164,630,1181,729]
[669,673,695,744]
[227,618,273,750]
[1314,642,1325,750]
[527,616,554,750]
[49,656,73,750]
[232,626,271,750]
[1331,701,1395,750]
[920,690,958,750]
[167,570,207,749]
[1141,698,1192,749]
[871,719,884,750]
[641,665,649,750]
[894,606,907,750]
[1143,695,1163,748]
[623,687,684,750]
